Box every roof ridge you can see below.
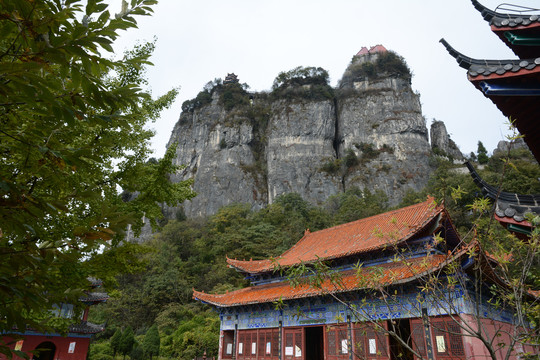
[283,196,438,240]
[227,196,444,273]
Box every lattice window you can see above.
[375,330,388,356]
[272,330,280,356]
[222,331,234,359]
[366,330,378,355]
[337,327,349,355]
[353,328,366,359]
[286,333,293,348]
[327,328,337,356]
[447,321,464,357]
[258,332,265,357]
[284,328,303,360]
[410,321,426,357]
[238,333,245,358]
[294,331,302,358]
[433,321,449,355]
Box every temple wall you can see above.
[461,314,539,360]
[1,334,91,360]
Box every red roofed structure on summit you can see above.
[356,45,387,57]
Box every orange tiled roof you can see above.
[194,254,448,307]
[227,198,441,274]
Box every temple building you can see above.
[465,161,540,238]
[224,73,239,85]
[441,0,540,236]
[1,278,108,360]
[194,198,536,360]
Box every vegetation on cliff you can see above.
[339,50,412,88]
[181,78,251,113]
[271,66,334,101]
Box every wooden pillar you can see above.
[233,314,238,360]
[82,306,90,321]
[218,330,224,360]
[422,308,435,360]
[347,314,353,360]
[279,310,283,360]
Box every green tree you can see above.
[129,345,144,360]
[272,66,330,90]
[0,0,195,352]
[477,140,489,164]
[142,324,160,360]
[119,327,135,360]
[110,329,122,358]
[325,187,388,225]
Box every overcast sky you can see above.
[108,0,539,158]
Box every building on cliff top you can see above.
[441,0,540,237]
[1,278,108,360]
[194,198,537,360]
[356,45,387,56]
[224,73,239,85]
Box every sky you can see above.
[107,0,540,158]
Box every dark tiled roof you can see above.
[87,277,103,287]
[472,0,540,28]
[227,198,442,274]
[441,39,540,161]
[465,161,540,223]
[79,292,109,303]
[472,0,540,59]
[69,321,105,334]
[440,39,540,78]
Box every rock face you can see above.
[493,138,529,156]
[167,92,265,217]
[430,120,464,161]
[337,77,431,203]
[167,50,435,218]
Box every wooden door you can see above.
[283,328,304,360]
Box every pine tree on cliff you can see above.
[477,141,489,164]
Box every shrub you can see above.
[354,142,378,161]
[320,158,342,175]
[271,66,334,101]
[87,341,113,360]
[219,82,250,111]
[181,79,222,112]
[344,148,359,168]
[339,51,411,88]
[272,66,330,90]
[219,138,227,149]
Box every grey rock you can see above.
[337,78,431,205]
[493,138,529,156]
[164,55,436,218]
[430,120,464,161]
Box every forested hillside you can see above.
[88,147,540,360]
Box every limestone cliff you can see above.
[167,49,435,218]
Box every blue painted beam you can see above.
[480,81,540,96]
